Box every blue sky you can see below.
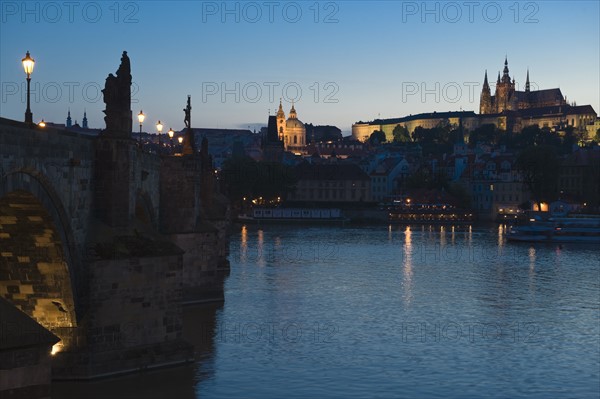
[1,1,598,135]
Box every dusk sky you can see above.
[1,1,598,135]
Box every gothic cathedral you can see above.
[479,57,566,115]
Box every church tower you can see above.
[525,69,530,92]
[66,109,72,128]
[82,110,88,129]
[494,57,516,113]
[276,99,286,142]
[479,70,492,114]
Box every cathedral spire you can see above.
[525,69,530,92]
[497,71,501,84]
[483,70,490,91]
[66,108,72,128]
[502,57,510,83]
[82,109,88,129]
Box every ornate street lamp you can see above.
[22,51,35,124]
[156,120,163,154]
[178,136,183,154]
[168,128,174,153]
[38,119,46,127]
[137,110,145,148]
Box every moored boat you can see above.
[507,215,600,243]
[236,207,348,224]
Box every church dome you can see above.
[281,103,306,150]
[286,117,305,130]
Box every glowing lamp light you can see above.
[178,136,183,144]
[168,128,174,139]
[137,110,145,124]
[38,119,46,127]
[51,342,63,356]
[22,51,35,76]
[156,121,163,133]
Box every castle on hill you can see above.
[352,57,597,142]
[480,57,566,114]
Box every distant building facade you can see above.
[288,163,372,203]
[353,111,479,143]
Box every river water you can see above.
[54,223,600,398]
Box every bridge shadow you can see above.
[50,302,222,399]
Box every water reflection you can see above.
[240,225,248,261]
[52,303,221,399]
[528,246,537,280]
[402,226,413,307]
[257,229,265,267]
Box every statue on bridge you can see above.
[102,51,132,137]
[184,95,191,129]
[182,95,196,155]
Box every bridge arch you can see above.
[0,170,80,337]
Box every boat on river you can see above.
[236,207,348,224]
[506,215,600,243]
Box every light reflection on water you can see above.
[201,224,599,399]
[53,224,600,399]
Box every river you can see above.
[54,223,600,398]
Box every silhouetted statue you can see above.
[182,95,195,155]
[102,51,132,137]
[183,95,192,129]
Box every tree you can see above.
[513,125,560,148]
[516,145,560,210]
[392,125,411,143]
[369,130,386,145]
[221,157,297,206]
[405,166,449,190]
[448,182,471,209]
[221,156,259,204]
[468,124,499,148]
[560,125,584,153]
[412,126,453,156]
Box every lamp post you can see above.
[137,110,145,148]
[168,128,174,154]
[156,120,163,154]
[22,51,35,125]
[178,136,183,154]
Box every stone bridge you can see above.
[0,56,230,380]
